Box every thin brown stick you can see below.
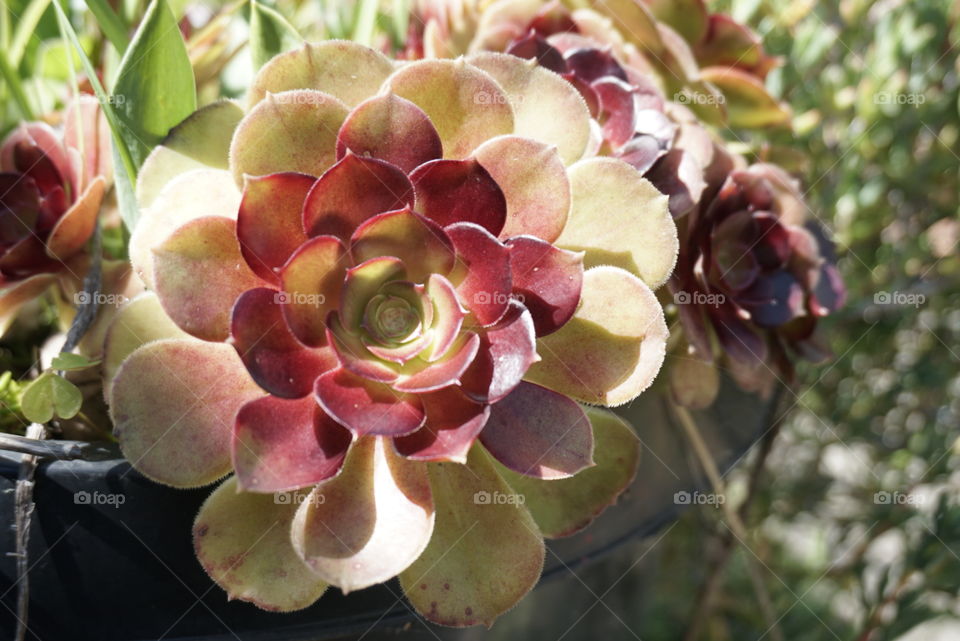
[13,423,45,641]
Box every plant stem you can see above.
[673,400,784,641]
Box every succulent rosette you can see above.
[670,163,846,400]
[105,41,677,625]
[0,96,111,333]
[412,0,789,128]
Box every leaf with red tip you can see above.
[394,333,480,393]
[445,222,512,326]
[557,157,677,289]
[592,77,638,148]
[248,41,395,109]
[45,176,105,261]
[350,209,455,283]
[336,94,443,173]
[493,407,640,537]
[291,436,433,592]
[398,446,544,627]
[480,381,592,479]
[409,158,507,236]
[460,301,537,403]
[237,173,314,283]
[525,266,667,406]
[153,216,266,341]
[383,59,514,159]
[231,288,337,398]
[229,90,348,185]
[279,236,348,347]
[302,154,414,239]
[467,53,591,165]
[472,136,570,243]
[233,395,351,492]
[506,236,583,336]
[394,387,490,462]
[109,339,263,488]
[130,168,241,289]
[315,368,425,437]
[193,476,328,611]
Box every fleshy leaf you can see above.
[350,209,455,283]
[110,339,262,487]
[409,158,507,236]
[557,157,677,289]
[669,353,719,409]
[398,446,544,627]
[445,223,512,326]
[506,236,583,336]
[0,274,56,336]
[336,94,443,173]
[493,407,640,537]
[236,172,314,283]
[102,292,189,397]
[229,90,348,185]
[394,333,480,393]
[291,436,434,592]
[45,176,105,261]
[233,394,351,492]
[525,266,668,406]
[193,476,328,611]
[394,386,490,463]
[153,216,265,341]
[279,236,349,347]
[383,59,514,159]
[314,368,426,437]
[459,301,537,403]
[480,381,592,479]
[473,135,570,243]
[131,168,241,289]
[136,100,244,209]
[645,0,708,44]
[248,41,395,109]
[302,153,414,239]
[231,288,337,398]
[467,52,591,165]
[700,66,791,128]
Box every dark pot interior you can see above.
[0,378,778,641]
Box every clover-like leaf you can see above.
[21,371,82,424]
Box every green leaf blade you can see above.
[249,0,302,71]
[112,0,197,169]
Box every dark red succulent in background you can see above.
[0,96,111,333]
[671,163,846,395]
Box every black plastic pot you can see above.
[0,379,780,641]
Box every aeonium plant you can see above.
[669,163,846,406]
[105,41,678,626]
[0,95,112,334]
